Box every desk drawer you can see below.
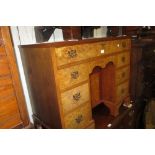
[116,66,130,84]
[64,103,92,128]
[116,52,130,68]
[58,63,89,91]
[112,39,131,52]
[61,83,90,114]
[90,41,114,56]
[55,44,90,66]
[55,41,113,67]
[116,81,129,103]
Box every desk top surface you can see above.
[19,36,130,48]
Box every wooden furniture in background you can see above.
[107,26,120,36]
[62,26,82,40]
[130,39,155,128]
[130,39,155,101]
[0,27,29,128]
[20,36,131,129]
[93,104,135,129]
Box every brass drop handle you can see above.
[75,114,83,124]
[122,72,125,78]
[73,92,81,101]
[68,50,77,58]
[71,71,79,79]
[121,56,125,62]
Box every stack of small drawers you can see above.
[54,38,131,128]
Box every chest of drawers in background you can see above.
[20,36,131,129]
[0,27,29,128]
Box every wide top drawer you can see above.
[54,42,104,67]
[54,39,131,67]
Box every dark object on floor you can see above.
[92,103,135,129]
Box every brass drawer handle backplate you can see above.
[71,71,79,79]
[73,92,81,101]
[68,50,77,58]
[75,114,83,124]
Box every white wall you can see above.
[10,26,64,122]
[10,26,107,123]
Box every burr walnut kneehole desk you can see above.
[20,37,131,129]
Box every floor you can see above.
[92,103,115,129]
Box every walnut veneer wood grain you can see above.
[61,83,90,115]
[20,36,131,129]
[57,63,89,91]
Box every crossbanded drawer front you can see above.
[57,63,89,91]
[115,66,130,85]
[55,41,114,67]
[90,41,114,56]
[0,55,10,76]
[116,52,130,68]
[116,82,129,103]
[112,39,131,52]
[55,45,89,67]
[61,83,90,114]
[64,103,92,129]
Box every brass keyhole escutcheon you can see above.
[71,71,79,79]
[68,50,77,58]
